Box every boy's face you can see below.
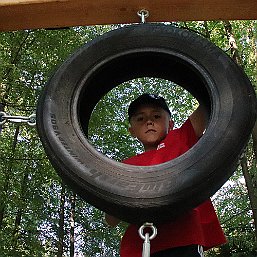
[129,104,174,152]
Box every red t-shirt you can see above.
[120,119,226,257]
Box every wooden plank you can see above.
[0,0,256,31]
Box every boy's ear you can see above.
[128,126,136,138]
[169,119,174,131]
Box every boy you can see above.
[105,93,226,257]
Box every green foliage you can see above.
[0,21,256,256]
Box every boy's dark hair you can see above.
[128,93,171,121]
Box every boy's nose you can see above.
[146,120,154,125]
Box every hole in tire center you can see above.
[87,78,202,162]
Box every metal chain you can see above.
[137,9,149,23]
[138,222,157,257]
[0,111,36,126]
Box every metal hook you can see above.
[137,9,149,23]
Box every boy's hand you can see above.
[105,213,120,227]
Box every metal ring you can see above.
[27,114,37,126]
[138,222,157,240]
[0,111,7,125]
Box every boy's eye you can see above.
[154,114,161,119]
[136,116,144,122]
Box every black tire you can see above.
[36,24,256,224]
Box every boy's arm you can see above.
[189,105,207,138]
[105,213,120,227]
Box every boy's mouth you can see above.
[146,129,156,133]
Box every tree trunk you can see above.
[223,20,257,240]
[57,184,66,257]
[0,103,5,134]
[12,170,29,244]
[70,193,76,257]
[252,120,257,160]
[0,34,29,226]
[0,126,20,228]
[241,155,257,239]
[223,21,242,65]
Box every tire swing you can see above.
[36,24,256,225]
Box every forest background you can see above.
[0,20,256,257]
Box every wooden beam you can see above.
[0,0,256,31]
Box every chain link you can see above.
[0,111,36,126]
